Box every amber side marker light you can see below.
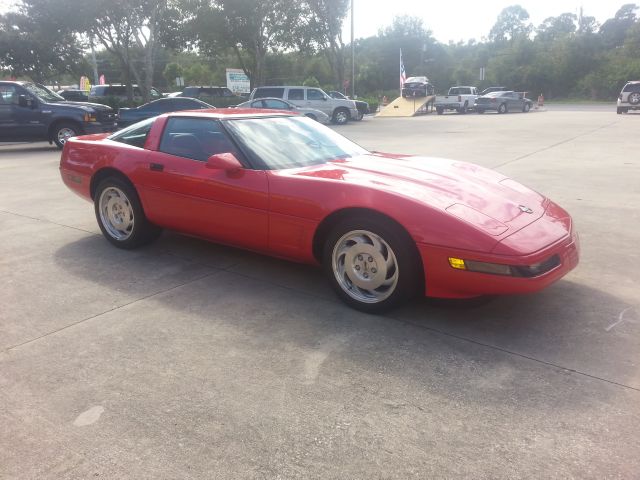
[448,255,560,278]
[448,257,467,270]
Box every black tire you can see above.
[477,109,485,114]
[436,107,443,115]
[629,92,640,105]
[332,108,350,125]
[523,103,531,113]
[498,103,507,114]
[52,121,83,149]
[322,217,422,313]
[459,102,468,114]
[94,177,162,249]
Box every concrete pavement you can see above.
[1,109,639,478]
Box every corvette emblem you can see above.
[519,205,534,214]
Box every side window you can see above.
[307,89,325,101]
[263,99,289,109]
[288,89,304,101]
[254,88,284,99]
[0,85,17,104]
[110,118,155,148]
[159,117,239,161]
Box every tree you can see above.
[490,5,532,42]
[0,11,83,81]
[190,0,303,88]
[163,62,183,88]
[536,13,577,42]
[301,0,350,91]
[600,4,638,47]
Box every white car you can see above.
[236,97,331,124]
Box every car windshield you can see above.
[224,116,368,170]
[23,83,65,102]
[405,77,427,83]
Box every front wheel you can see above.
[323,218,422,313]
[94,177,162,249]
[332,108,350,125]
[53,122,82,149]
[355,110,364,121]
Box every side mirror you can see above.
[322,96,328,101]
[206,152,243,171]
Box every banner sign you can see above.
[226,68,250,94]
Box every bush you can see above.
[302,76,321,87]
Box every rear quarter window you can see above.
[254,88,285,99]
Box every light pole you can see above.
[351,0,355,98]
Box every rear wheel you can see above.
[305,113,318,121]
[498,103,507,114]
[332,108,350,125]
[52,122,83,149]
[436,107,443,115]
[523,103,531,112]
[477,109,485,114]
[629,92,640,105]
[94,177,162,249]
[323,217,422,313]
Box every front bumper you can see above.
[84,122,117,134]
[417,230,580,299]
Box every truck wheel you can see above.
[332,108,350,125]
[459,102,468,114]
[436,107,443,115]
[52,122,83,148]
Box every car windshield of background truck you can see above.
[22,83,65,103]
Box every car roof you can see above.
[166,108,295,120]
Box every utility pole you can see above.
[89,34,99,85]
[351,0,355,98]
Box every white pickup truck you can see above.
[435,86,478,114]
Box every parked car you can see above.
[179,86,241,107]
[60,110,579,312]
[89,84,163,103]
[235,97,330,124]
[474,91,533,114]
[617,81,640,114]
[479,86,508,96]
[328,91,369,120]
[57,89,89,102]
[435,86,479,114]
[117,97,213,129]
[249,85,359,125]
[401,76,435,98]
[0,80,116,148]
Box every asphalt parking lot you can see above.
[1,106,639,478]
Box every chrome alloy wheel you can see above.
[98,187,135,241]
[332,229,399,304]
[57,127,76,145]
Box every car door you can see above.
[0,84,17,141]
[137,116,269,251]
[305,88,331,115]
[287,88,305,108]
[9,85,47,139]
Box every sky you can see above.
[346,0,625,43]
[0,0,628,44]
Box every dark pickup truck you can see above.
[0,81,116,148]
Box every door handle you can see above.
[150,162,164,172]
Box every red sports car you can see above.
[60,109,579,312]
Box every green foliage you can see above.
[302,76,321,87]
[163,63,184,88]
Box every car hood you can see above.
[47,100,114,112]
[292,154,548,235]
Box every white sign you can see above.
[226,68,250,94]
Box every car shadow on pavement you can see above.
[51,231,639,393]
[0,144,58,154]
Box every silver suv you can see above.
[617,81,640,114]
[249,86,358,125]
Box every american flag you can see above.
[400,49,407,92]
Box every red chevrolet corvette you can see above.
[60,109,579,312]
